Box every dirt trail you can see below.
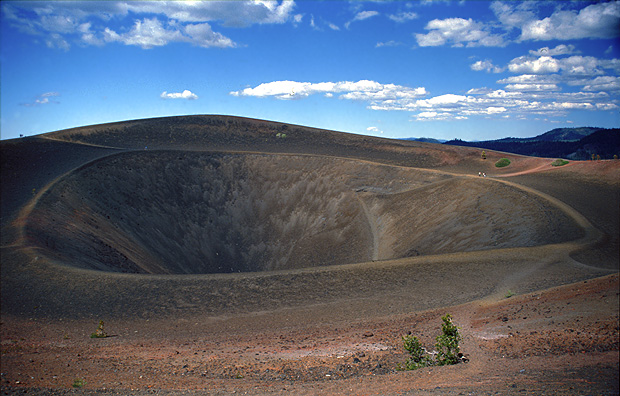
[354,192,379,261]
[493,161,575,178]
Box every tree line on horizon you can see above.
[443,127,620,160]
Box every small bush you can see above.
[90,320,108,338]
[72,378,86,388]
[495,158,511,168]
[401,335,433,370]
[435,314,462,366]
[400,314,463,370]
[505,290,515,298]
[551,159,569,167]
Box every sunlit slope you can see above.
[44,115,501,170]
[25,151,582,274]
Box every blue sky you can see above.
[1,0,619,141]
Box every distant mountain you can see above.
[401,137,447,144]
[534,127,601,142]
[444,127,619,160]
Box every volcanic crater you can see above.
[25,150,580,275]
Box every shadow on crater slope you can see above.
[25,151,581,275]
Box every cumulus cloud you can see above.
[415,17,505,47]
[471,59,504,73]
[415,111,458,121]
[230,80,427,102]
[508,55,561,74]
[503,83,559,92]
[493,1,620,41]
[581,76,620,92]
[367,126,383,134]
[2,1,296,50]
[161,90,198,100]
[529,44,578,57]
[508,55,620,77]
[231,72,618,122]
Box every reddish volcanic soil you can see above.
[1,274,618,395]
[1,116,618,395]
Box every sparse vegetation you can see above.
[505,290,515,298]
[90,320,108,338]
[434,314,462,366]
[481,150,486,160]
[276,132,287,138]
[401,335,433,370]
[495,158,511,168]
[72,378,86,388]
[400,314,464,370]
[551,159,569,167]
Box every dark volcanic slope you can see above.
[1,115,617,320]
[24,151,581,275]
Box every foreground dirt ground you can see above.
[2,273,618,395]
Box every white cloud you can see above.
[461,106,507,115]
[122,1,296,27]
[345,10,379,29]
[230,80,427,103]
[508,56,560,74]
[102,18,235,49]
[504,83,559,92]
[353,10,379,21]
[160,90,198,100]
[388,12,418,23]
[498,74,559,84]
[415,111,460,121]
[495,1,620,41]
[376,40,403,48]
[21,92,60,107]
[229,75,616,122]
[2,1,295,50]
[491,1,537,30]
[582,76,620,92]
[508,54,620,78]
[415,17,505,47]
[471,59,504,73]
[529,44,578,57]
[367,126,383,134]
[231,74,620,122]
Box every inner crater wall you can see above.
[25,151,582,275]
[25,152,430,274]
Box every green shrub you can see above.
[400,314,463,370]
[435,314,462,366]
[495,158,511,168]
[551,159,569,167]
[72,378,86,388]
[90,320,108,338]
[401,335,433,370]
